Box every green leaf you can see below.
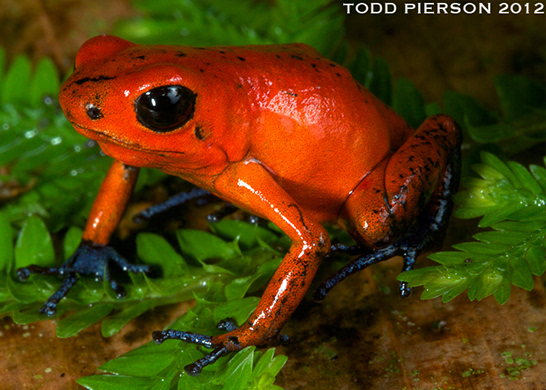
[398,266,442,287]
[2,55,32,104]
[29,57,60,108]
[392,77,426,129]
[12,302,63,323]
[508,257,534,291]
[78,374,160,390]
[478,203,525,227]
[0,214,14,272]
[213,297,260,325]
[428,251,471,266]
[530,163,546,193]
[177,229,237,262]
[441,279,472,303]
[7,276,48,305]
[98,341,177,377]
[348,46,372,87]
[466,123,514,143]
[14,216,55,268]
[215,347,255,390]
[473,230,527,246]
[493,220,545,232]
[210,219,278,250]
[101,299,158,337]
[56,304,114,338]
[476,268,504,300]
[524,246,546,276]
[368,58,391,105]
[479,152,519,185]
[452,242,513,255]
[494,75,546,121]
[63,226,83,260]
[225,274,260,301]
[493,277,512,305]
[443,90,497,128]
[507,161,543,195]
[137,233,188,276]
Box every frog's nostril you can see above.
[86,103,102,120]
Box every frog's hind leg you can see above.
[315,115,461,300]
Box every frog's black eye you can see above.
[135,85,196,132]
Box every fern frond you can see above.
[399,153,546,304]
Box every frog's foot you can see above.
[17,242,151,316]
[153,318,288,376]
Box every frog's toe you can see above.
[184,346,230,376]
[17,264,63,281]
[152,328,225,376]
[38,271,78,316]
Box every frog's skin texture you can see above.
[18,35,462,375]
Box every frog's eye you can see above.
[135,85,196,132]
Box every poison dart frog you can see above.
[18,35,461,375]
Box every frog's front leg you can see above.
[153,159,330,375]
[17,160,151,316]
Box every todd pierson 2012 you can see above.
[342,2,494,14]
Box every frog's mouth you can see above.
[70,122,186,156]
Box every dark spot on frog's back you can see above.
[290,55,304,61]
[74,75,116,85]
[237,57,246,61]
[176,52,187,57]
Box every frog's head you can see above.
[59,35,231,173]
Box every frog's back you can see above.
[203,45,413,223]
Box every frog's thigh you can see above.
[340,114,459,247]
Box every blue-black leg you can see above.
[313,245,397,301]
[17,241,151,316]
[133,188,211,223]
[152,318,230,376]
[133,187,242,225]
[152,317,288,376]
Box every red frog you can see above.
[18,35,461,375]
